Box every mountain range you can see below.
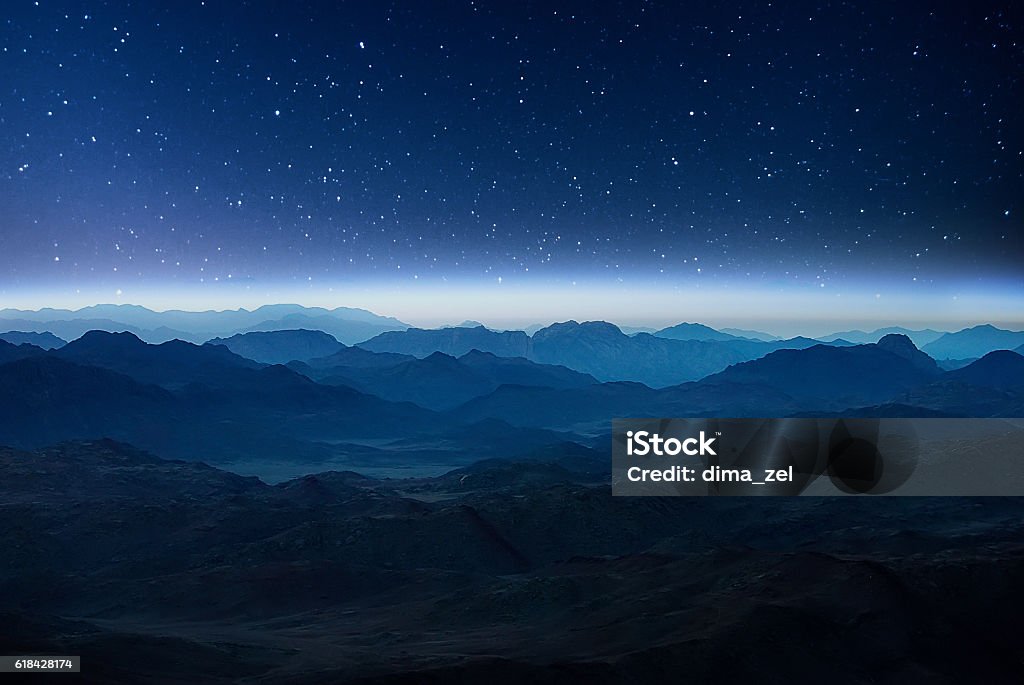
[299,348,598,410]
[921,324,1024,360]
[816,326,945,348]
[2,313,1024,683]
[2,327,1021,463]
[357,321,853,386]
[0,331,66,349]
[0,332,454,465]
[207,329,346,364]
[0,304,408,345]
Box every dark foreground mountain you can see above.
[945,350,1024,389]
[2,440,1023,684]
[0,353,463,465]
[881,351,1024,417]
[0,336,493,466]
[0,357,181,446]
[206,329,345,364]
[0,333,603,470]
[54,330,263,389]
[0,339,46,365]
[702,334,941,409]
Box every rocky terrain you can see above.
[2,440,1023,683]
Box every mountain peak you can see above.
[73,329,147,348]
[876,333,918,354]
[423,350,460,364]
[946,349,1024,390]
[654,322,739,342]
[874,333,939,373]
[537,320,623,336]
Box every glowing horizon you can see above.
[2,277,1021,338]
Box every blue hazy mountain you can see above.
[529,322,852,385]
[462,334,938,429]
[206,329,345,364]
[922,324,1024,360]
[296,345,416,371]
[360,320,857,386]
[818,326,945,347]
[457,350,597,389]
[653,322,748,341]
[935,358,977,371]
[0,331,66,349]
[0,317,186,343]
[3,318,1021,470]
[0,304,408,345]
[236,312,406,345]
[318,351,497,409]
[529,321,755,385]
[301,349,597,410]
[359,325,532,358]
[719,327,779,341]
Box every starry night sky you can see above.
[1,1,1022,325]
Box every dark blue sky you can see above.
[1,1,1021,322]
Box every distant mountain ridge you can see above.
[0,331,66,349]
[360,321,856,386]
[653,322,746,341]
[0,304,409,345]
[818,326,945,347]
[1,325,1022,469]
[922,324,1024,360]
[305,349,597,410]
[359,325,531,359]
[207,329,345,364]
[719,327,779,341]
[453,336,1024,429]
